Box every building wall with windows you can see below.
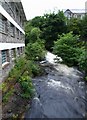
[85,1,87,13]
[0,0,26,81]
[64,9,85,19]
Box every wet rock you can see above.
[7,109,12,113]
[25,97,43,118]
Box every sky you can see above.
[21,0,86,20]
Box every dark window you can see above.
[0,15,7,33]
[10,23,15,37]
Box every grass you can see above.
[2,87,14,103]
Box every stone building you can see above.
[64,9,85,19]
[85,1,87,13]
[0,0,26,81]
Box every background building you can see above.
[0,0,26,81]
[64,9,85,19]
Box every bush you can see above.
[3,55,44,100]
[19,74,34,99]
[26,60,41,76]
[25,40,46,61]
[53,32,82,66]
[14,57,26,70]
[78,48,87,73]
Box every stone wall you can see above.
[0,1,25,81]
[1,48,24,81]
[1,1,25,29]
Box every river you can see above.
[25,52,87,119]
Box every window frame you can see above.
[0,14,7,34]
[1,50,7,64]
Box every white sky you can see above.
[21,0,86,20]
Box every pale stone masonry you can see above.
[0,0,26,81]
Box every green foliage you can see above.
[19,74,34,99]
[53,32,83,66]
[25,21,33,45]
[31,16,44,28]
[8,57,26,80]
[67,18,81,35]
[25,40,46,61]
[3,88,14,103]
[41,11,67,50]
[85,76,87,81]
[27,60,41,76]
[25,11,67,51]
[80,15,87,41]
[14,57,26,70]
[29,27,41,43]
[1,83,8,93]
[3,56,44,101]
[78,48,87,72]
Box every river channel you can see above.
[25,52,87,119]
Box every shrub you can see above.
[19,74,34,99]
[78,48,87,73]
[14,57,26,70]
[8,57,26,80]
[25,40,46,61]
[26,60,41,76]
[53,32,82,66]
[3,88,14,103]
[3,56,44,100]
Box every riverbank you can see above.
[2,57,45,119]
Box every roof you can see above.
[64,9,86,14]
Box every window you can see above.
[74,14,77,18]
[17,47,20,56]
[20,16,21,23]
[20,47,23,54]
[16,7,19,20]
[16,28,19,39]
[1,50,9,64]
[11,48,16,58]
[10,23,15,37]
[0,14,7,33]
[1,50,7,64]
[20,31,23,40]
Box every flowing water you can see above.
[25,52,87,119]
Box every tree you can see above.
[29,27,41,43]
[41,11,67,51]
[25,21,33,45]
[25,21,42,45]
[67,18,81,35]
[80,15,87,41]
[31,16,44,30]
[53,32,82,66]
[25,11,67,51]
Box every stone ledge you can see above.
[2,62,10,69]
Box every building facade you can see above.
[64,9,85,19]
[85,1,87,13]
[0,0,26,81]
